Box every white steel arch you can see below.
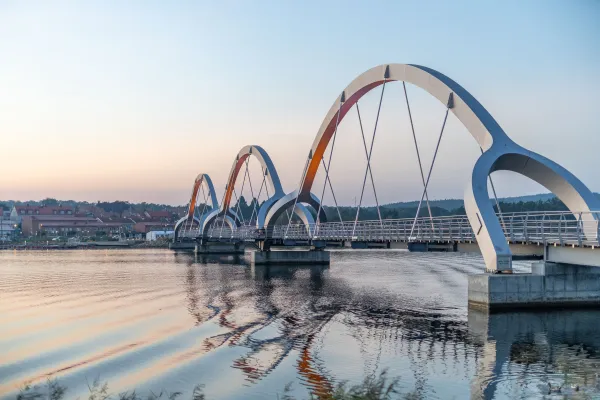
[174,173,218,240]
[265,63,600,271]
[201,145,324,237]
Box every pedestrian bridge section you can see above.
[179,211,600,268]
[173,63,599,275]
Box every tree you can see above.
[41,198,59,206]
[97,201,130,217]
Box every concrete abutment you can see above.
[247,249,330,265]
[195,241,245,254]
[468,261,600,310]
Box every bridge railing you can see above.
[180,211,600,246]
[273,211,600,246]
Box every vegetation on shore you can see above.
[0,194,583,223]
[16,371,417,400]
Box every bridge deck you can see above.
[181,211,600,248]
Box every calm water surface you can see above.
[1,249,599,399]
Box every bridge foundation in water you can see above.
[468,262,600,310]
[195,241,245,255]
[248,249,330,265]
[169,241,196,250]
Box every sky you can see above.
[1,0,599,206]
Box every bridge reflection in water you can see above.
[175,251,600,399]
[469,309,600,399]
[3,250,598,399]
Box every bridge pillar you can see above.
[169,241,196,250]
[468,262,600,310]
[195,241,245,255]
[247,249,330,265]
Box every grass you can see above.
[16,370,418,400]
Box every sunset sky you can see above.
[1,1,599,206]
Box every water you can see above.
[1,249,599,399]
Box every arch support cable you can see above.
[402,81,434,229]
[249,167,268,225]
[352,80,387,236]
[355,102,383,229]
[408,93,453,240]
[314,93,346,238]
[244,158,259,225]
[233,187,246,226]
[195,184,210,236]
[216,184,230,238]
[233,160,250,226]
[320,158,345,234]
[285,92,345,238]
[285,156,312,238]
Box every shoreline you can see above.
[0,242,171,250]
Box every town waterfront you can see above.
[1,250,599,399]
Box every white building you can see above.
[0,220,17,240]
[146,230,174,241]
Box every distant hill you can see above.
[384,199,463,211]
[2,192,599,215]
[383,192,600,212]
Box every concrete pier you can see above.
[468,262,600,310]
[351,241,389,249]
[195,242,245,254]
[248,249,330,265]
[169,241,196,250]
[408,241,457,252]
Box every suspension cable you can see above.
[284,156,311,237]
[249,167,268,225]
[264,172,270,199]
[409,105,451,239]
[353,81,387,235]
[285,93,345,238]
[198,184,209,219]
[233,187,246,226]
[244,158,258,224]
[234,160,250,225]
[217,184,229,238]
[314,97,346,238]
[402,82,434,229]
[355,102,383,228]
[196,184,209,235]
[320,158,345,225]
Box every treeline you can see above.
[1,195,572,220]
[323,205,453,221]
[228,196,570,224]
[329,197,568,221]
[1,198,187,214]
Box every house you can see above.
[133,221,173,234]
[21,215,102,236]
[146,230,174,241]
[0,220,17,240]
[10,205,74,223]
[144,210,173,221]
[21,215,135,237]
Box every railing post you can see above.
[558,213,563,245]
[577,212,583,247]
[540,214,546,242]
[596,212,600,246]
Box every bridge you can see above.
[183,211,599,247]
[172,63,600,309]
